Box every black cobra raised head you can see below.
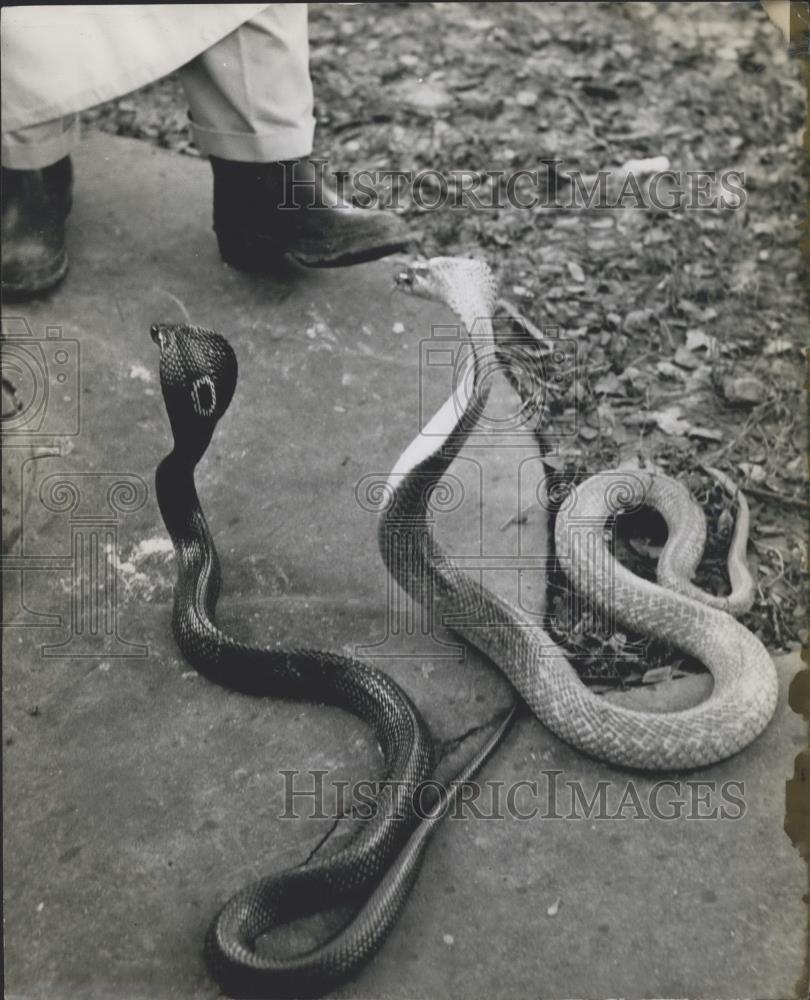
[151,323,237,463]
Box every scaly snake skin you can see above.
[384,256,778,769]
[151,321,515,998]
[151,255,777,995]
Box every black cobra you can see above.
[150,322,515,998]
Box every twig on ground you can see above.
[156,287,192,324]
[742,483,810,512]
[563,91,615,160]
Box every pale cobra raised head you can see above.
[394,255,499,328]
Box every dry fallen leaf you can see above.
[687,426,723,442]
[593,372,622,396]
[762,338,794,356]
[685,328,718,354]
[623,309,657,334]
[653,406,691,436]
[567,261,586,283]
[737,462,768,485]
[656,361,684,380]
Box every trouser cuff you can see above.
[189,113,315,163]
[2,116,79,169]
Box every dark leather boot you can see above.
[210,157,411,269]
[1,156,72,299]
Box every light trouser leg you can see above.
[179,4,315,163]
[180,4,408,268]
[1,115,79,169]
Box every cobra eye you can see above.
[190,375,217,417]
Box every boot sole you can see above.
[217,229,411,271]
[1,252,69,300]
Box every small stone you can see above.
[722,375,767,406]
[516,89,538,108]
[399,80,453,114]
[442,933,455,945]
[392,322,405,335]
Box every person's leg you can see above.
[179,5,410,268]
[1,116,77,297]
[180,4,315,164]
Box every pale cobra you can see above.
[151,321,517,998]
[383,256,778,770]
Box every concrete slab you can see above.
[2,133,806,1000]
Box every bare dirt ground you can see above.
[83,1,807,680]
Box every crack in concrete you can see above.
[299,707,516,866]
[437,707,514,761]
[302,817,343,866]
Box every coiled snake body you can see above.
[386,257,778,769]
